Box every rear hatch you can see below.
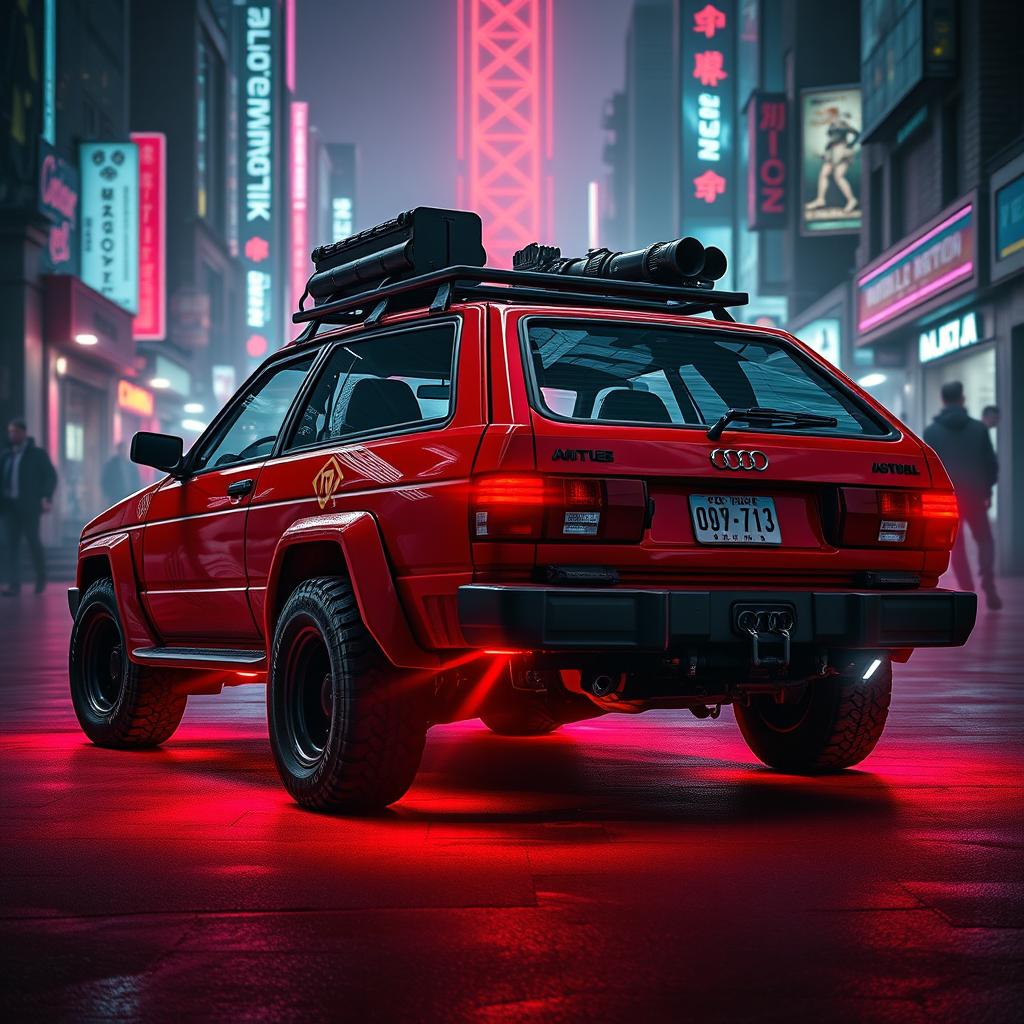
[471,309,955,588]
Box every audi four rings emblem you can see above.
[710,448,769,471]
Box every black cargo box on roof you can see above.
[306,207,486,305]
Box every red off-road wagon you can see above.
[68,209,976,812]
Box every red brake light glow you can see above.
[471,475,646,543]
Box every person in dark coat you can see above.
[101,442,140,508]
[1,417,58,596]
[923,381,1001,609]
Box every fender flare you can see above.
[78,531,158,651]
[265,511,440,671]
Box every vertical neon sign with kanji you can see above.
[747,93,788,229]
[131,132,167,340]
[680,1,735,226]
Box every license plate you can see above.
[688,494,782,545]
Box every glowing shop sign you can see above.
[918,311,980,365]
[80,142,139,314]
[236,1,279,352]
[680,1,735,222]
[856,202,975,336]
[117,380,155,417]
[131,132,166,340]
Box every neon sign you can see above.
[289,101,308,317]
[118,380,155,417]
[131,132,166,340]
[747,92,787,229]
[680,2,735,224]
[919,311,980,364]
[856,202,975,336]
[235,1,280,353]
[80,142,139,313]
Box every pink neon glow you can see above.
[289,102,309,318]
[545,0,553,160]
[858,204,972,286]
[464,0,548,268]
[131,132,167,341]
[456,0,464,160]
[858,261,973,332]
[587,180,599,248]
[285,0,296,93]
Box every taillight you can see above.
[471,475,646,542]
[838,487,959,550]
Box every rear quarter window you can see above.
[523,319,892,438]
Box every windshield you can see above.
[523,320,890,438]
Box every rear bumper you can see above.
[457,585,977,651]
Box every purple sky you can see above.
[296,0,631,258]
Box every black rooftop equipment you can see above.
[294,207,747,341]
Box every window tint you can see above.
[286,324,457,450]
[194,355,315,470]
[525,321,888,437]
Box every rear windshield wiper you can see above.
[706,406,839,440]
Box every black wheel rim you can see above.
[81,609,124,715]
[282,622,334,767]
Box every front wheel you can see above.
[267,577,427,813]
[733,659,892,773]
[69,578,187,748]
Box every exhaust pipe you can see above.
[585,673,619,698]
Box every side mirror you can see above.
[131,431,184,475]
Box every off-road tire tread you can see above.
[269,577,426,813]
[734,665,892,773]
[69,578,187,748]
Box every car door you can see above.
[140,352,317,643]
[244,315,487,639]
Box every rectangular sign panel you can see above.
[856,201,975,336]
[80,141,139,313]
[800,86,862,235]
[996,173,1024,261]
[131,132,166,340]
[747,92,787,230]
[289,101,308,318]
[235,0,281,359]
[326,142,356,241]
[38,140,79,273]
[679,0,736,226]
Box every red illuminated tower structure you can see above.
[457,0,553,268]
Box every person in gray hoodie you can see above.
[923,381,1001,609]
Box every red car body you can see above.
[68,271,977,808]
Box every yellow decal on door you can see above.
[312,455,345,509]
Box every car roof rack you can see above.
[290,265,748,343]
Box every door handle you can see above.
[226,478,254,498]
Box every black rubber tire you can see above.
[479,699,562,737]
[267,577,427,813]
[69,578,187,748]
[733,660,892,773]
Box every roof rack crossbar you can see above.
[293,265,748,326]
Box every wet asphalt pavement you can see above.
[1,581,1022,1022]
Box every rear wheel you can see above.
[733,659,892,772]
[69,578,187,748]
[268,577,427,813]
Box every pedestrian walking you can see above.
[101,441,140,508]
[923,382,1002,610]
[1,417,58,596]
[981,404,1000,430]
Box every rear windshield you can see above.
[523,319,891,438]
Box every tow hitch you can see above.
[735,606,794,670]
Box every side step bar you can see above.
[131,646,267,671]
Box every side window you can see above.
[286,323,456,450]
[193,354,315,471]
